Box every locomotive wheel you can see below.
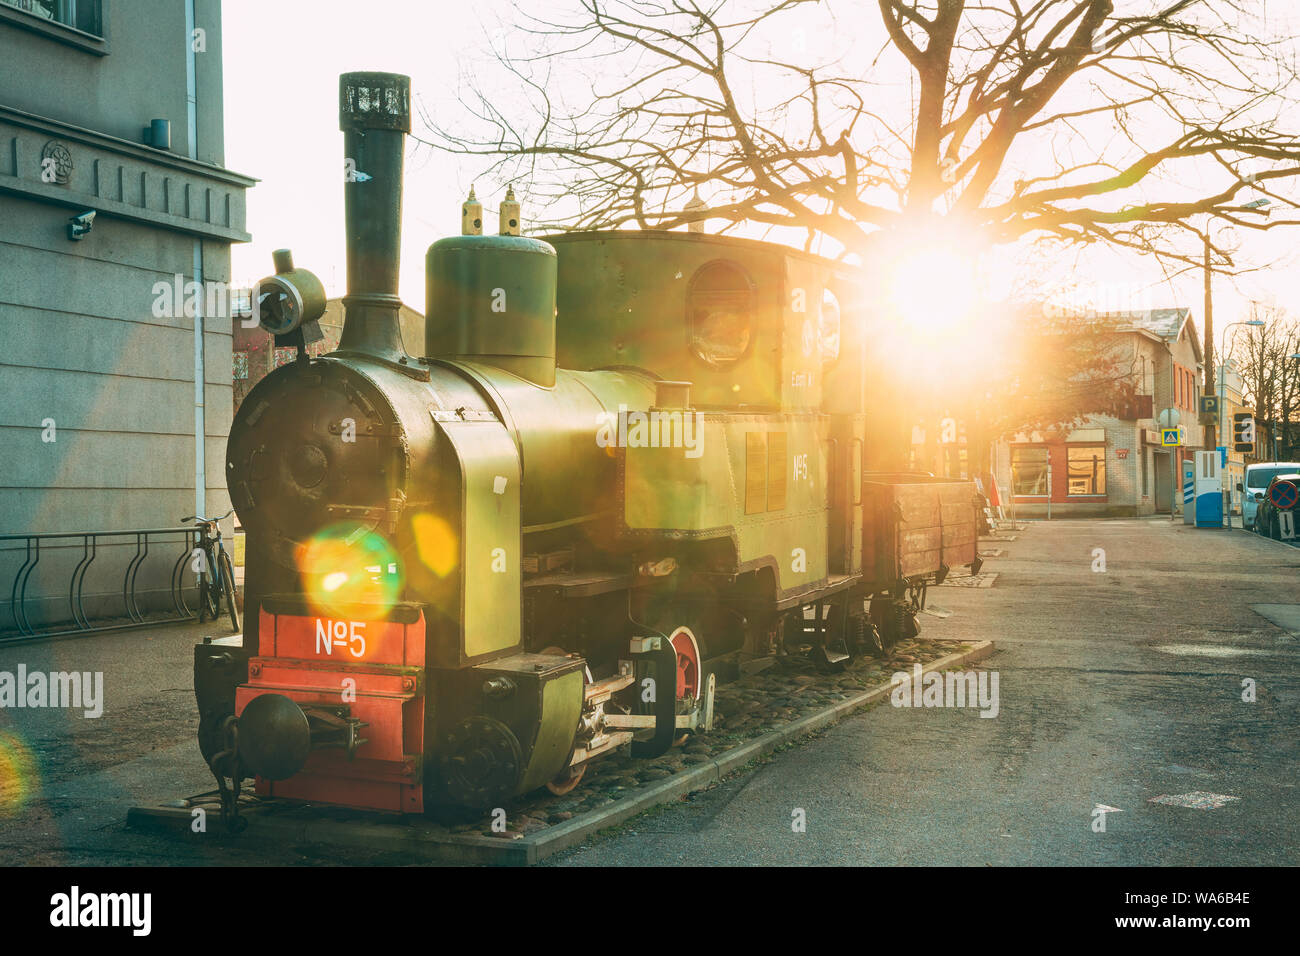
[629,639,679,759]
[540,646,592,796]
[546,762,587,796]
[668,626,703,745]
[442,716,524,808]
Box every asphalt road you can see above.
[0,519,1296,866]
[0,621,334,865]
[545,519,1300,866]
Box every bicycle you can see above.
[182,509,241,632]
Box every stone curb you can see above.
[1232,525,1300,553]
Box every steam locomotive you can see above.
[193,72,979,818]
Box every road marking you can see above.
[1148,792,1239,810]
[1152,644,1272,658]
[1249,604,1300,633]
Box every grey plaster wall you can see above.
[0,0,251,632]
[0,0,227,165]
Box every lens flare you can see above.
[411,513,459,577]
[296,522,404,619]
[0,732,38,817]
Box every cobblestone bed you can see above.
[455,638,973,838]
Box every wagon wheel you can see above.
[809,604,855,673]
[868,598,903,657]
[540,645,592,797]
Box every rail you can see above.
[0,527,202,643]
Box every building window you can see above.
[1068,446,1106,495]
[1,0,102,36]
[1142,448,1149,496]
[1012,446,1049,495]
[944,446,968,480]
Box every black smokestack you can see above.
[337,71,410,364]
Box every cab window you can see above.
[687,260,754,368]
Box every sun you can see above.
[867,221,996,387]
[886,236,980,340]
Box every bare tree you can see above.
[424,0,1300,267]
[424,1,1300,474]
[1232,301,1300,456]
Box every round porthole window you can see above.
[687,260,754,368]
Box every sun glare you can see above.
[871,225,996,387]
[888,244,979,340]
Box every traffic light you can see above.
[1233,412,1255,453]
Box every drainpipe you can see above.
[186,0,205,520]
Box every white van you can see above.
[1242,462,1300,530]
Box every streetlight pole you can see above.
[1204,228,1215,450]
[1203,199,1272,454]
[1218,320,1266,526]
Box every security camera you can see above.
[67,210,96,241]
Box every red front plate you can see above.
[235,606,427,813]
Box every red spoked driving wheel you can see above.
[667,627,702,747]
[669,627,702,701]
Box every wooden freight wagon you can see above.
[860,475,982,642]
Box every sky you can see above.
[221,0,1300,361]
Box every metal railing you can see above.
[0,527,201,643]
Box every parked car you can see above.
[1242,462,1300,531]
[1253,472,1300,540]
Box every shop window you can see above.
[1012,446,1049,495]
[1068,446,1106,495]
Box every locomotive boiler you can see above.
[194,71,980,821]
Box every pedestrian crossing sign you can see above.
[1161,427,1182,446]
